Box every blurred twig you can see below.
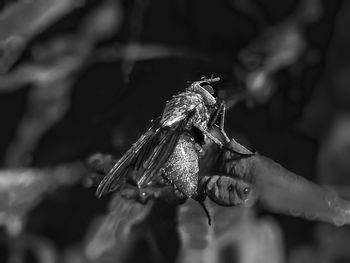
[96,43,201,63]
[177,200,285,263]
[0,162,85,235]
[233,0,321,106]
[84,194,153,262]
[2,234,58,263]
[122,0,150,83]
[0,0,83,73]
[215,139,350,226]
[1,0,122,167]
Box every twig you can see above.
[0,0,83,73]
[234,0,322,105]
[0,162,85,237]
[2,0,122,167]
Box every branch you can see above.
[0,0,82,73]
[1,0,123,167]
[231,0,322,107]
[0,162,85,235]
[87,135,350,227]
[212,139,350,226]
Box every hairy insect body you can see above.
[160,91,211,197]
[96,77,240,209]
[161,91,211,131]
[163,133,200,197]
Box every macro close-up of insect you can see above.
[2,1,350,263]
[95,77,254,217]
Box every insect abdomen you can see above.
[163,134,199,197]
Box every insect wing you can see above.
[96,111,195,197]
[96,120,162,197]
[136,111,195,188]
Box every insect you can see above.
[96,77,252,208]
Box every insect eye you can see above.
[200,83,215,95]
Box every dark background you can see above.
[0,0,348,262]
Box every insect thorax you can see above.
[160,91,210,131]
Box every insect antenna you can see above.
[201,75,220,83]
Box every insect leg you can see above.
[217,102,230,143]
[194,123,224,147]
[194,123,254,158]
[208,101,224,129]
[208,101,230,143]
[198,200,212,225]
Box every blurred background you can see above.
[0,0,349,262]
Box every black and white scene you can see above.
[0,0,348,262]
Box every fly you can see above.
[96,76,252,221]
